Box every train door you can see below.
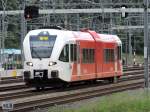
[95,42,103,78]
[102,43,116,78]
[114,45,118,79]
[79,41,96,80]
[71,40,97,81]
[113,44,122,79]
[117,45,122,76]
[113,44,123,81]
[59,44,72,81]
[71,41,81,81]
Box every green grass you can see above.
[49,89,150,112]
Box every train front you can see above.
[23,29,61,89]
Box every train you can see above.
[23,27,122,90]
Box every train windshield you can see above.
[30,34,56,59]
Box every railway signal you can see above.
[24,6,39,19]
[121,5,128,18]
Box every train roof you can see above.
[25,29,121,44]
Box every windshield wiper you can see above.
[31,48,42,60]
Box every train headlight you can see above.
[49,61,57,66]
[26,62,33,66]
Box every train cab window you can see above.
[70,44,77,62]
[104,49,115,63]
[117,46,122,60]
[59,44,69,62]
[82,48,95,63]
[30,34,56,59]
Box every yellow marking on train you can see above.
[39,36,48,40]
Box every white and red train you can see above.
[23,27,122,90]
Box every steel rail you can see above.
[7,79,143,112]
[0,69,145,112]
[0,69,145,98]
[0,73,144,101]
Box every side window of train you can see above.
[117,46,122,60]
[59,44,69,62]
[70,44,77,62]
[82,48,95,63]
[104,49,115,63]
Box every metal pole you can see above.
[102,9,104,33]
[128,20,132,66]
[43,0,46,26]
[144,0,149,88]
[2,11,5,66]
[47,0,51,26]
[21,0,26,68]
[0,16,1,46]
[64,14,68,29]
[1,0,7,68]
[125,33,128,66]
[0,16,2,67]
[77,14,80,31]
[110,13,113,34]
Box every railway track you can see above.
[0,76,23,84]
[0,71,144,101]
[0,68,145,112]
[123,65,143,71]
[0,66,144,92]
[0,82,27,92]
[0,65,143,84]
[0,68,144,94]
[0,74,144,103]
[3,79,144,112]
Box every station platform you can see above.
[0,69,23,78]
